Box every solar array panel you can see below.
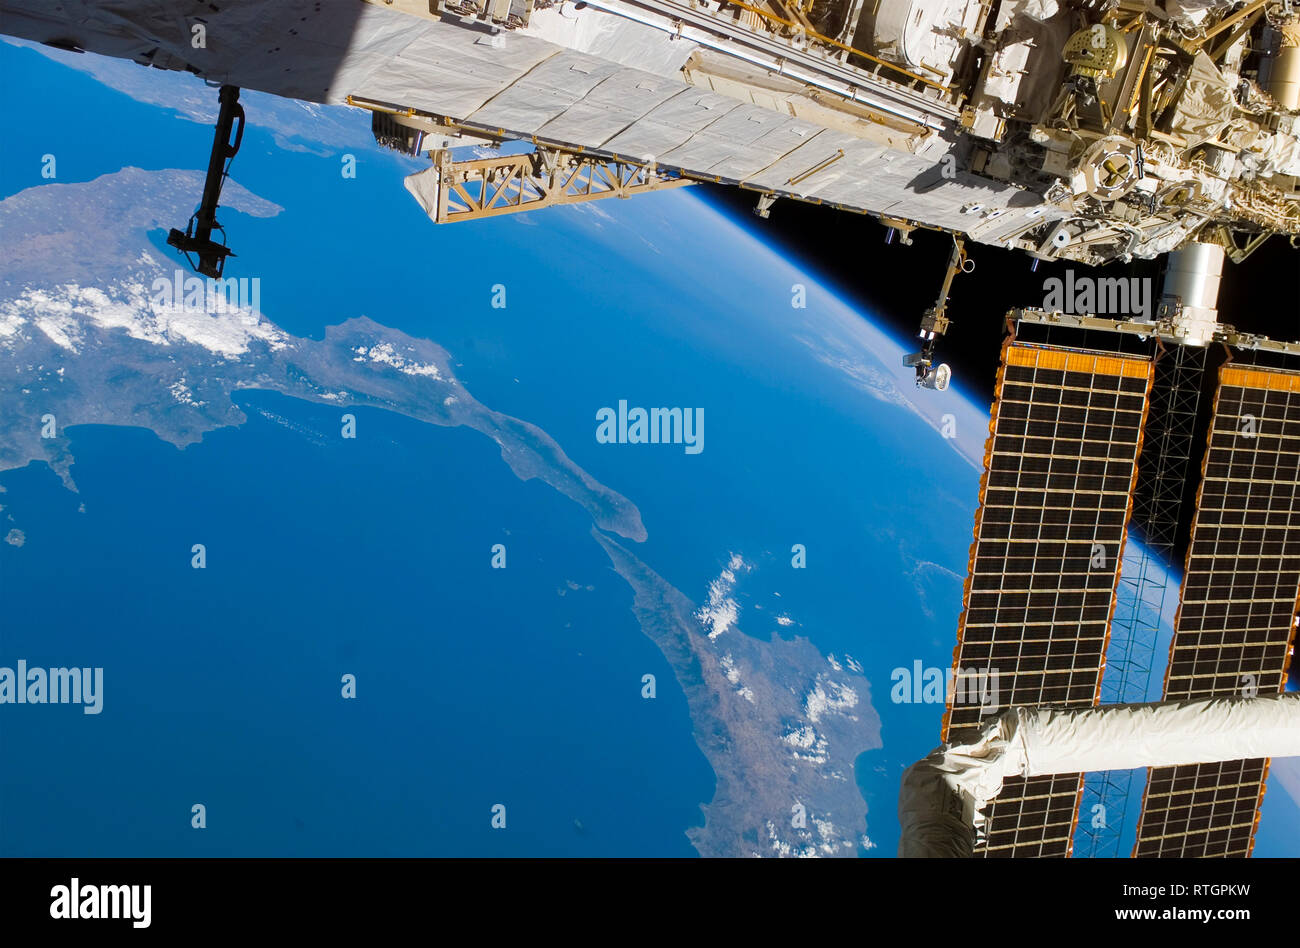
[1134,364,1300,857]
[945,341,1153,857]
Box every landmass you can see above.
[0,168,645,542]
[594,530,882,857]
[0,162,878,856]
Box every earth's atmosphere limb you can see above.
[2,163,877,857]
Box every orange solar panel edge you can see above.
[1004,342,1151,378]
[1220,365,1300,393]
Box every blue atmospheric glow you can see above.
[0,38,1293,859]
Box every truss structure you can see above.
[420,148,694,224]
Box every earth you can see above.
[0,37,1295,858]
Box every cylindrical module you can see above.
[898,693,1300,856]
[1263,19,1300,110]
[1162,241,1224,345]
[1019,693,1300,777]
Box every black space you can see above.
[701,184,1300,407]
[701,184,1300,564]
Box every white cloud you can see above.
[781,723,829,764]
[0,309,25,340]
[169,379,198,406]
[34,312,82,352]
[719,653,756,703]
[352,342,442,378]
[803,675,859,724]
[1,282,291,359]
[782,725,818,749]
[695,552,749,640]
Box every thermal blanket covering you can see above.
[899,693,1300,856]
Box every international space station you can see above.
[900,338,1300,857]
[2,0,1296,857]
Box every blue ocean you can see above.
[3,39,1296,859]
